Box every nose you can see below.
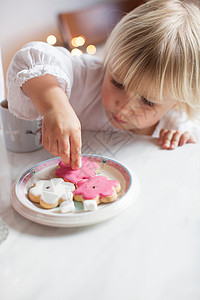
[115,97,134,115]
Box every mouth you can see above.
[112,113,127,124]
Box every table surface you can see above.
[0,129,200,300]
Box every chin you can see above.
[106,110,130,130]
[109,119,129,130]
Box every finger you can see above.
[162,130,176,149]
[70,130,82,170]
[169,131,181,149]
[42,120,53,152]
[42,135,49,151]
[42,123,49,150]
[49,139,59,156]
[59,138,70,166]
[179,131,197,146]
[158,129,168,145]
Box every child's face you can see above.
[101,69,176,135]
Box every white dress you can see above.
[6,41,200,141]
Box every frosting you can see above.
[29,178,75,204]
[83,200,98,211]
[60,200,75,213]
[73,176,119,199]
[54,157,99,184]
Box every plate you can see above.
[11,155,140,227]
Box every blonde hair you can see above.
[104,0,200,119]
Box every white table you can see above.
[0,129,200,300]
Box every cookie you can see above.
[54,157,99,184]
[73,175,121,205]
[28,178,75,209]
[60,200,75,213]
[82,200,98,211]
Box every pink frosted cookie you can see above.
[73,175,121,205]
[29,178,75,209]
[54,157,99,185]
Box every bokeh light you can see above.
[86,45,96,55]
[71,48,83,56]
[71,36,86,47]
[47,35,57,45]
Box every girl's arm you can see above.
[22,74,82,169]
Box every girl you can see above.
[7,0,200,169]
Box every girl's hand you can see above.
[158,129,197,149]
[42,104,82,170]
[22,74,82,169]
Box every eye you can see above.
[111,78,124,89]
[141,96,154,107]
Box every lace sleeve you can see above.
[7,42,73,120]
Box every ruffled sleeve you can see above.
[6,41,73,120]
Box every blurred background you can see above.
[0,0,143,98]
[1,0,102,83]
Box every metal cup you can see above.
[0,99,43,152]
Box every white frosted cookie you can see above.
[29,178,75,209]
[60,200,75,213]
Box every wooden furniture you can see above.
[58,0,144,49]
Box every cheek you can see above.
[101,86,107,107]
[143,104,173,124]
[155,103,175,119]
[101,84,114,109]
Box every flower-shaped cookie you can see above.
[29,178,75,209]
[54,157,99,184]
[73,175,121,204]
